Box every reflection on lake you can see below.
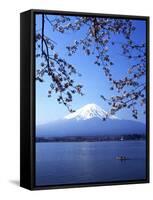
[36,141,146,186]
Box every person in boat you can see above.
[116,156,128,160]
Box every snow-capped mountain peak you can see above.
[64,103,118,120]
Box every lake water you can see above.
[36,141,146,186]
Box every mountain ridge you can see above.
[64,103,118,120]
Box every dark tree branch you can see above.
[41,14,44,56]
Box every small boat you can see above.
[116,156,128,160]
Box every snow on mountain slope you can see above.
[64,103,118,120]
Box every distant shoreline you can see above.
[36,134,146,143]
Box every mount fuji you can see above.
[64,103,118,120]
[36,103,146,137]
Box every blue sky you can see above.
[35,14,146,125]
